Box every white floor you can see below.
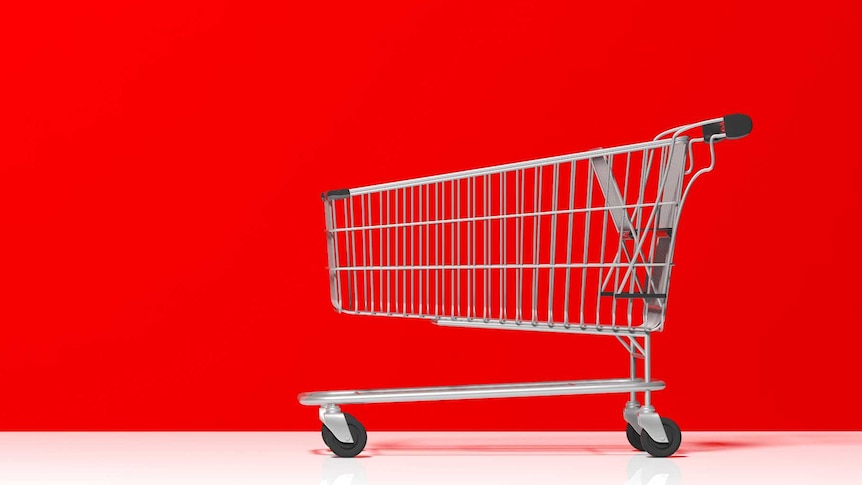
[0,431,858,484]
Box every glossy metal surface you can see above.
[322,120,725,332]
[299,379,665,406]
[319,404,353,444]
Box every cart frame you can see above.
[299,114,753,457]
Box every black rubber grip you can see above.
[722,113,753,139]
[322,188,351,200]
[702,113,753,142]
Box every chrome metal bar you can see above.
[616,140,685,298]
[516,169,525,323]
[485,174,491,321]
[614,152,632,327]
[418,185,423,315]
[531,166,542,324]
[500,171,506,321]
[386,191,391,313]
[327,201,677,233]
[332,262,670,271]
[361,194,369,312]
[629,337,637,401]
[425,185,437,314]
[325,199,342,310]
[614,335,644,359]
[299,378,666,405]
[435,182,440,315]
[475,175,480,319]
[348,198,357,311]
[646,147,666,295]
[634,149,650,261]
[402,188,407,314]
[449,180,458,317]
[465,178,471,318]
[580,159,594,326]
[597,155,611,328]
[392,190,398,313]
[410,186,414,315]
[378,193,383,312]
[435,318,655,335]
[644,332,652,407]
[563,160,575,325]
[470,176,476,319]
[456,179,461,315]
[654,117,723,141]
[627,154,638,325]
[345,139,679,196]
[547,163,559,323]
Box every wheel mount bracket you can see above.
[637,406,669,443]
[624,400,642,433]
[320,404,354,444]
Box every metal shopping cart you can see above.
[299,114,753,457]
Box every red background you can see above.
[1,0,860,431]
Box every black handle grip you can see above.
[321,188,351,201]
[702,113,753,141]
[723,113,753,139]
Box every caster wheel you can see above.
[321,413,367,458]
[626,423,645,451]
[640,417,682,457]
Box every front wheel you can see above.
[626,423,645,451]
[640,417,681,457]
[321,413,367,458]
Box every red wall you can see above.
[1,0,860,431]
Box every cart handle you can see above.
[702,114,753,142]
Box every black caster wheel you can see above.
[626,423,645,451]
[321,413,367,458]
[640,417,682,457]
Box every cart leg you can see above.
[624,337,642,432]
[639,333,666,442]
[638,333,667,443]
[644,333,652,408]
[319,404,354,444]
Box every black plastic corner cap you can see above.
[702,121,723,142]
[723,113,753,139]
[323,188,351,201]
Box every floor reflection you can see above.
[320,454,681,485]
[316,432,862,485]
[321,457,367,485]
[625,455,681,485]
[0,431,855,484]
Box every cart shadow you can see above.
[337,437,773,456]
[366,440,654,455]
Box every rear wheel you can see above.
[640,417,681,457]
[321,413,367,458]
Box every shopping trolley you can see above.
[299,114,753,457]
